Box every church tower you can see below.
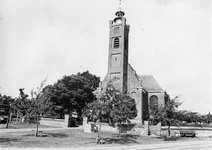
[95,1,168,126]
[107,3,129,94]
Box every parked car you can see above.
[180,130,196,137]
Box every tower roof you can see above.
[115,0,125,17]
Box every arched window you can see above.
[150,95,158,108]
[114,38,119,48]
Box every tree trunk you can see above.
[6,105,12,128]
[98,122,102,138]
[8,112,12,127]
[96,121,102,144]
[168,125,171,136]
[16,111,19,124]
[19,113,23,123]
[35,115,39,137]
[96,122,102,144]
[6,113,10,128]
[69,110,73,127]
[119,121,121,137]
[26,113,29,123]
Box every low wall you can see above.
[84,122,147,135]
[40,118,65,127]
[149,126,158,135]
[84,122,117,133]
[149,123,161,136]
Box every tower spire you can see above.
[118,0,122,11]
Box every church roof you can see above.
[139,75,164,93]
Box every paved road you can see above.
[1,140,210,150]
[70,140,212,150]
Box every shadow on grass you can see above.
[156,135,179,141]
[0,138,19,143]
[87,134,140,145]
[22,133,68,138]
[45,133,68,138]
[105,134,140,144]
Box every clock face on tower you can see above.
[114,27,120,34]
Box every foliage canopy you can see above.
[84,81,137,137]
[41,71,100,118]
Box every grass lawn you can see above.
[0,127,209,148]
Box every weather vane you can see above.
[118,0,122,11]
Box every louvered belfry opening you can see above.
[114,38,119,48]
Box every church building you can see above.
[95,4,169,125]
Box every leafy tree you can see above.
[0,94,14,105]
[177,111,211,126]
[186,112,198,123]
[182,111,205,125]
[0,91,31,125]
[110,94,137,136]
[13,97,29,123]
[39,85,63,119]
[107,84,137,136]
[174,110,189,123]
[29,78,48,137]
[12,89,30,123]
[149,96,182,136]
[41,71,100,119]
[0,94,15,127]
[77,71,100,91]
[84,94,111,140]
[207,112,211,124]
[84,80,137,139]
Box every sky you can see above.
[0,0,211,114]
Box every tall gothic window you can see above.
[114,38,119,48]
[150,95,158,108]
